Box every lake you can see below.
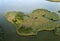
[0,0,60,41]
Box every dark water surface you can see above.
[0,0,60,41]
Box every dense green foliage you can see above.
[43,12,59,21]
[18,26,33,33]
[15,12,24,19]
[12,12,24,26]
[5,11,24,26]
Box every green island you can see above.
[5,9,60,36]
[47,0,60,2]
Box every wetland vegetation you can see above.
[5,9,60,36]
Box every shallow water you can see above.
[0,0,60,41]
